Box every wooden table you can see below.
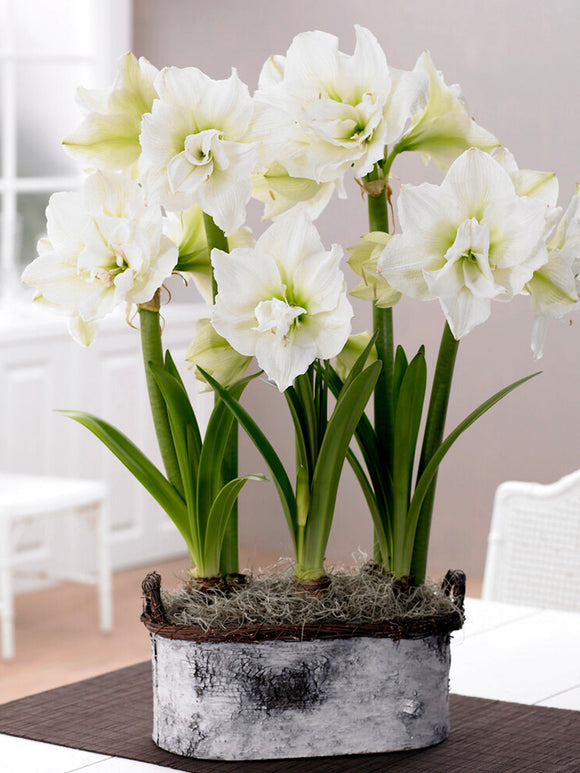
[0,598,578,772]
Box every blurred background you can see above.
[135,0,580,581]
[1,0,579,619]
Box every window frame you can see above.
[0,0,132,293]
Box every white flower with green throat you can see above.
[139,66,257,235]
[251,25,425,187]
[211,211,353,391]
[22,171,177,345]
[378,148,551,339]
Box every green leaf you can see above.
[163,349,202,479]
[316,362,329,450]
[59,410,190,546]
[139,307,183,494]
[295,370,318,472]
[200,368,298,546]
[391,347,427,570]
[149,361,201,516]
[195,374,254,538]
[372,305,395,475]
[284,386,310,473]
[392,345,408,414]
[303,360,382,571]
[203,475,266,575]
[406,371,541,561]
[411,323,459,582]
[327,365,391,523]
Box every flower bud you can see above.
[348,232,401,307]
[186,318,252,390]
[334,332,378,381]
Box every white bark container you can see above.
[150,631,452,760]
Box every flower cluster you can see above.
[23,26,579,382]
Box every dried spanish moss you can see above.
[159,558,461,632]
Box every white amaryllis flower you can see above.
[22,171,177,345]
[526,190,580,357]
[139,67,257,235]
[393,51,498,171]
[251,25,425,186]
[211,212,353,391]
[63,53,159,177]
[378,148,550,339]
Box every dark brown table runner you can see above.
[0,662,578,772]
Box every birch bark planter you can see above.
[141,570,465,761]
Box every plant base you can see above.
[142,569,465,761]
[150,632,450,760]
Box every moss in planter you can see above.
[160,559,460,631]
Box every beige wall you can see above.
[133,0,580,580]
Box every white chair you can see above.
[0,473,112,659]
[482,470,580,612]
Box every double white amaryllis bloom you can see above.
[139,67,257,236]
[22,171,177,345]
[527,190,580,357]
[378,148,552,339]
[211,211,353,391]
[252,25,424,187]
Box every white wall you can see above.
[134,0,580,580]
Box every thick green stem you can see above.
[139,300,182,493]
[366,164,394,564]
[410,322,459,583]
[203,213,239,575]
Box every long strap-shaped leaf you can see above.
[327,365,391,530]
[199,368,298,546]
[203,475,266,575]
[404,371,541,567]
[59,410,190,545]
[304,361,382,570]
[164,350,202,458]
[392,347,426,571]
[411,322,459,582]
[284,385,312,476]
[196,374,256,540]
[294,370,318,476]
[139,306,183,496]
[149,362,201,520]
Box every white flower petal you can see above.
[255,330,317,392]
[211,246,283,313]
[530,315,551,359]
[211,212,351,390]
[257,210,326,278]
[379,232,437,299]
[22,171,177,344]
[443,148,515,220]
[439,286,491,339]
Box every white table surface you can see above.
[1,597,578,772]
